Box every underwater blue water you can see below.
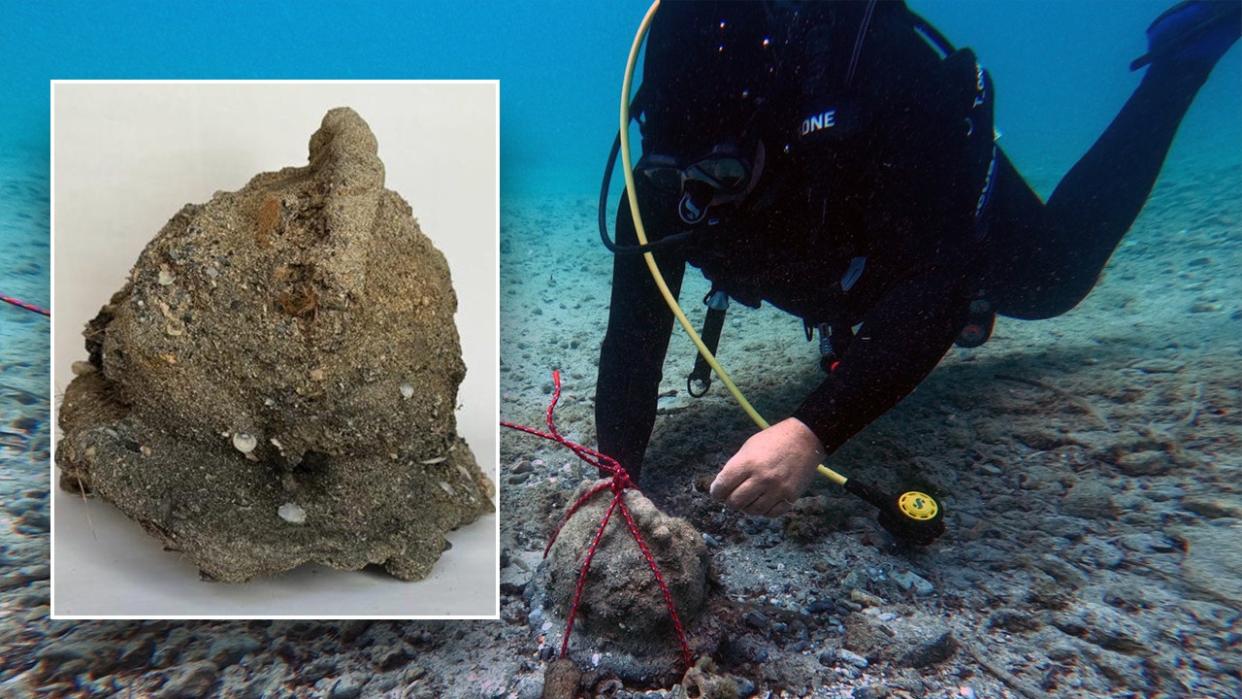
[3,1,1235,198]
[0,145,50,390]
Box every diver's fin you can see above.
[1131,0,1241,72]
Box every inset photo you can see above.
[51,81,498,618]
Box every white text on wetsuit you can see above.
[800,109,836,135]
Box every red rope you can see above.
[500,369,693,669]
[0,294,49,317]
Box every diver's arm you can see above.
[791,264,975,454]
[709,263,975,516]
[596,190,687,479]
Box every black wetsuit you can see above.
[597,1,1229,479]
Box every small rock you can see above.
[1036,554,1090,589]
[373,642,414,671]
[1182,524,1242,607]
[329,673,364,699]
[399,383,415,400]
[849,588,884,607]
[1118,532,1176,553]
[1061,481,1114,519]
[837,648,869,668]
[721,635,769,664]
[542,658,581,699]
[514,673,544,699]
[1052,603,1147,654]
[159,661,219,699]
[207,635,260,667]
[853,685,889,699]
[899,631,957,668]
[1042,516,1087,541]
[1075,539,1125,569]
[277,502,306,525]
[118,637,156,670]
[1114,450,1171,476]
[891,569,934,596]
[231,432,257,454]
[986,608,1042,633]
[742,610,769,629]
[1181,496,1242,519]
[1128,358,1183,374]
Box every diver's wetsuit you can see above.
[597,1,1235,479]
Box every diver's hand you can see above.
[709,417,825,517]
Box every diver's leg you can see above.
[989,3,1239,320]
[596,191,687,481]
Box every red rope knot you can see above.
[501,369,694,670]
[609,470,633,494]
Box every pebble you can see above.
[208,635,261,667]
[1118,532,1176,553]
[328,674,364,699]
[724,635,769,663]
[806,598,835,615]
[278,503,307,525]
[1052,603,1147,654]
[1061,480,1114,518]
[849,589,884,607]
[1181,495,1242,519]
[987,608,1042,632]
[1129,358,1183,374]
[1037,554,1090,589]
[1181,524,1242,607]
[836,648,869,668]
[853,685,889,699]
[1041,516,1087,540]
[1074,540,1125,569]
[899,631,957,668]
[742,610,769,629]
[399,383,414,400]
[232,432,258,454]
[1114,450,1171,476]
[891,569,935,596]
[158,660,219,698]
[513,673,545,699]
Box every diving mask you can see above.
[636,142,765,225]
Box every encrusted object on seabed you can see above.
[544,479,709,646]
[530,479,723,684]
[56,107,493,583]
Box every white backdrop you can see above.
[51,81,498,618]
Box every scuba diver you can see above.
[596,0,1240,519]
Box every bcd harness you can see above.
[684,11,1001,397]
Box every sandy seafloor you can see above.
[2,150,1240,698]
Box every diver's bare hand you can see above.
[709,417,825,517]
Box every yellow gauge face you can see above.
[897,491,939,520]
